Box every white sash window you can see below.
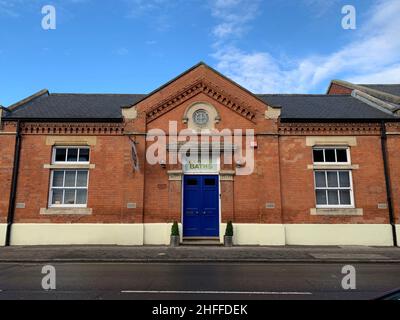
[49,147,90,208]
[313,147,355,208]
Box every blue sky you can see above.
[0,0,399,106]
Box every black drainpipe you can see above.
[5,121,22,247]
[380,121,398,247]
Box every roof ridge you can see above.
[257,94,351,97]
[331,80,400,103]
[8,89,49,110]
[359,84,400,86]
[51,93,147,96]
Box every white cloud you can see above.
[125,0,174,16]
[113,47,129,56]
[0,0,24,17]
[348,64,400,84]
[124,0,177,31]
[211,0,400,93]
[303,0,341,17]
[211,0,261,39]
[212,47,310,93]
[0,0,90,17]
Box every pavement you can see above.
[0,245,400,263]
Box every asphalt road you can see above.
[0,263,399,300]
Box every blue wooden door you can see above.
[183,175,219,237]
[182,176,203,237]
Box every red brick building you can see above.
[0,63,399,246]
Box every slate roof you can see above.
[257,94,396,120]
[5,93,146,120]
[3,92,397,121]
[359,85,400,97]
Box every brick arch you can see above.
[145,79,258,124]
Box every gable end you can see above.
[145,79,258,124]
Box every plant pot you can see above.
[170,235,180,247]
[224,236,233,247]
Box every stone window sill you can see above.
[310,208,363,216]
[307,164,359,170]
[44,164,96,170]
[40,208,93,215]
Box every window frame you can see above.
[312,146,355,209]
[52,146,90,165]
[48,169,89,208]
[312,147,351,165]
[48,146,91,209]
[314,170,355,209]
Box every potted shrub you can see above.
[170,221,180,247]
[224,221,234,247]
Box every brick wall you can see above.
[1,123,395,227]
[279,134,390,224]
[12,133,144,224]
[328,83,353,95]
[233,135,282,224]
[0,122,17,223]
[386,123,400,224]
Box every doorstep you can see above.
[181,238,222,246]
